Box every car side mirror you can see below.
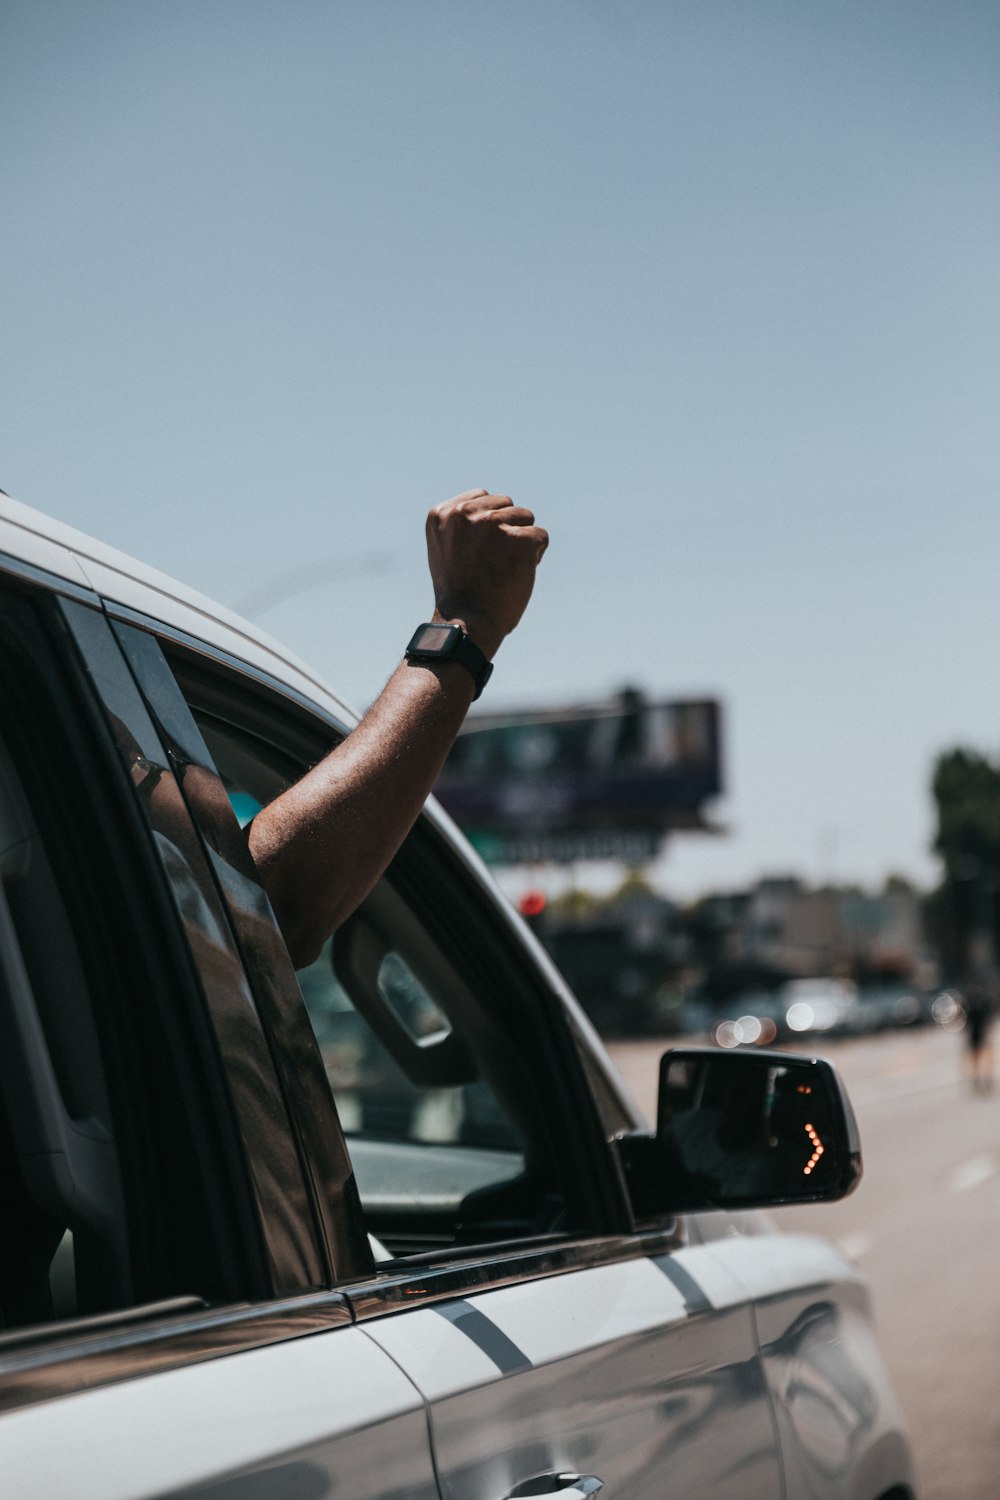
[617,1047,862,1221]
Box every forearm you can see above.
[247,488,547,968]
[248,657,476,967]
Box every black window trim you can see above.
[110,621,373,1285]
[0,550,96,607]
[54,596,325,1294]
[343,1226,683,1324]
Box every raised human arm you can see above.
[247,490,548,967]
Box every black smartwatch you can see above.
[405,622,494,700]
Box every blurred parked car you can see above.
[781,977,860,1038]
[854,984,933,1034]
[712,978,860,1048]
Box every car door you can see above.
[360,1248,780,1500]
[0,561,438,1500]
[136,622,786,1500]
[687,1228,914,1500]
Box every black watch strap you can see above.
[405,622,494,699]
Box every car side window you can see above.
[188,702,567,1259]
[0,590,256,1340]
[296,933,528,1255]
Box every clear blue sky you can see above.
[3,1,998,899]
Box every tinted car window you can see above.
[0,590,256,1339]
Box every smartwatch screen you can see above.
[410,624,455,653]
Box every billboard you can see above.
[434,693,722,863]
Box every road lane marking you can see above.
[949,1154,998,1193]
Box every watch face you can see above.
[409,623,456,653]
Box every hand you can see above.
[425,489,549,658]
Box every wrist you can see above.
[430,607,504,661]
[406,621,494,700]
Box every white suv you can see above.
[0,492,914,1500]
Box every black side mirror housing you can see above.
[617,1047,862,1222]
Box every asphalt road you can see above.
[608,1024,1000,1500]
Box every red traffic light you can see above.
[518,888,547,919]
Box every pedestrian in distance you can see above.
[962,976,995,1093]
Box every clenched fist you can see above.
[426,489,548,659]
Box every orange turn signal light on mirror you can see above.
[803,1123,825,1176]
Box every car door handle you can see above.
[505,1477,604,1499]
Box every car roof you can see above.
[0,490,359,728]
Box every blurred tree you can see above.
[609,868,655,901]
[929,748,1000,978]
[546,887,601,921]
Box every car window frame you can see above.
[108,617,373,1283]
[122,612,662,1253]
[61,599,328,1293]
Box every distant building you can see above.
[733,875,927,979]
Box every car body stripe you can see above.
[649,1254,711,1313]
[432,1301,532,1373]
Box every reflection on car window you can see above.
[228,789,262,828]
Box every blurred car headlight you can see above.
[932,991,965,1030]
[786,1001,815,1032]
[714,1013,779,1048]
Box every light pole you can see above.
[231,551,392,622]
